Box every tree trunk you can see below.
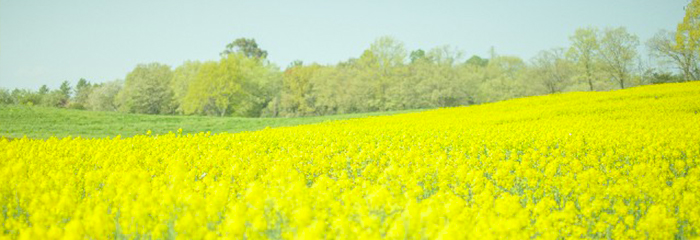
[619,74,625,89]
[586,65,594,91]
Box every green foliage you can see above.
[531,48,574,94]
[10,89,41,106]
[275,39,503,117]
[8,24,697,120]
[567,27,600,91]
[0,89,12,104]
[677,0,700,56]
[649,72,683,84]
[478,56,528,102]
[465,55,489,67]
[221,38,268,59]
[280,64,321,116]
[88,80,123,111]
[39,81,73,108]
[598,27,639,89]
[288,60,304,69]
[71,78,93,109]
[183,54,279,117]
[413,46,472,107]
[117,63,175,114]
[171,61,202,114]
[409,49,426,63]
[59,81,71,99]
[42,90,69,108]
[38,85,49,95]
[648,30,699,81]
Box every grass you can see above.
[0,105,421,139]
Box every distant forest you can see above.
[1,23,697,117]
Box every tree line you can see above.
[2,14,698,117]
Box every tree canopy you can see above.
[4,7,699,119]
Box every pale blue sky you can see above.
[0,0,688,90]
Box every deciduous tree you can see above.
[88,80,123,111]
[532,48,574,94]
[568,27,600,91]
[183,54,279,117]
[116,63,175,114]
[221,38,268,59]
[598,27,639,89]
[648,30,699,81]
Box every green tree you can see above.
[369,36,407,70]
[567,27,600,91]
[72,78,93,109]
[648,30,698,81]
[0,88,12,104]
[598,27,639,89]
[363,36,407,111]
[11,89,41,106]
[287,60,304,69]
[116,63,175,114]
[386,63,420,109]
[88,80,123,111]
[37,85,49,105]
[43,81,72,108]
[221,38,268,59]
[38,85,49,95]
[280,64,321,116]
[59,81,72,105]
[415,46,470,107]
[247,58,282,117]
[183,54,279,117]
[677,0,700,60]
[171,61,203,114]
[310,65,351,115]
[465,55,489,67]
[532,48,574,94]
[410,49,427,63]
[478,56,527,103]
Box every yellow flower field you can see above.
[2,82,700,239]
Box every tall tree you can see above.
[567,27,600,91]
[532,48,574,94]
[59,81,72,100]
[116,63,175,114]
[409,49,427,63]
[414,46,469,107]
[183,54,279,117]
[51,80,72,107]
[221,38,268,59]
[73,78,93,109]
[479,56,527,102]
[38,85,49,95]
[648,30,699,81]
[37,85,49,105]
[677,0,700,60]
[365,36,407,111]
[171,61,203,114]
[369,36,407,70]
[465,55,489,67]
[598,27,640,89]
[280,64,321,116]
[88,80,123,111]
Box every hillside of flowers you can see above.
[2,82,699,239]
